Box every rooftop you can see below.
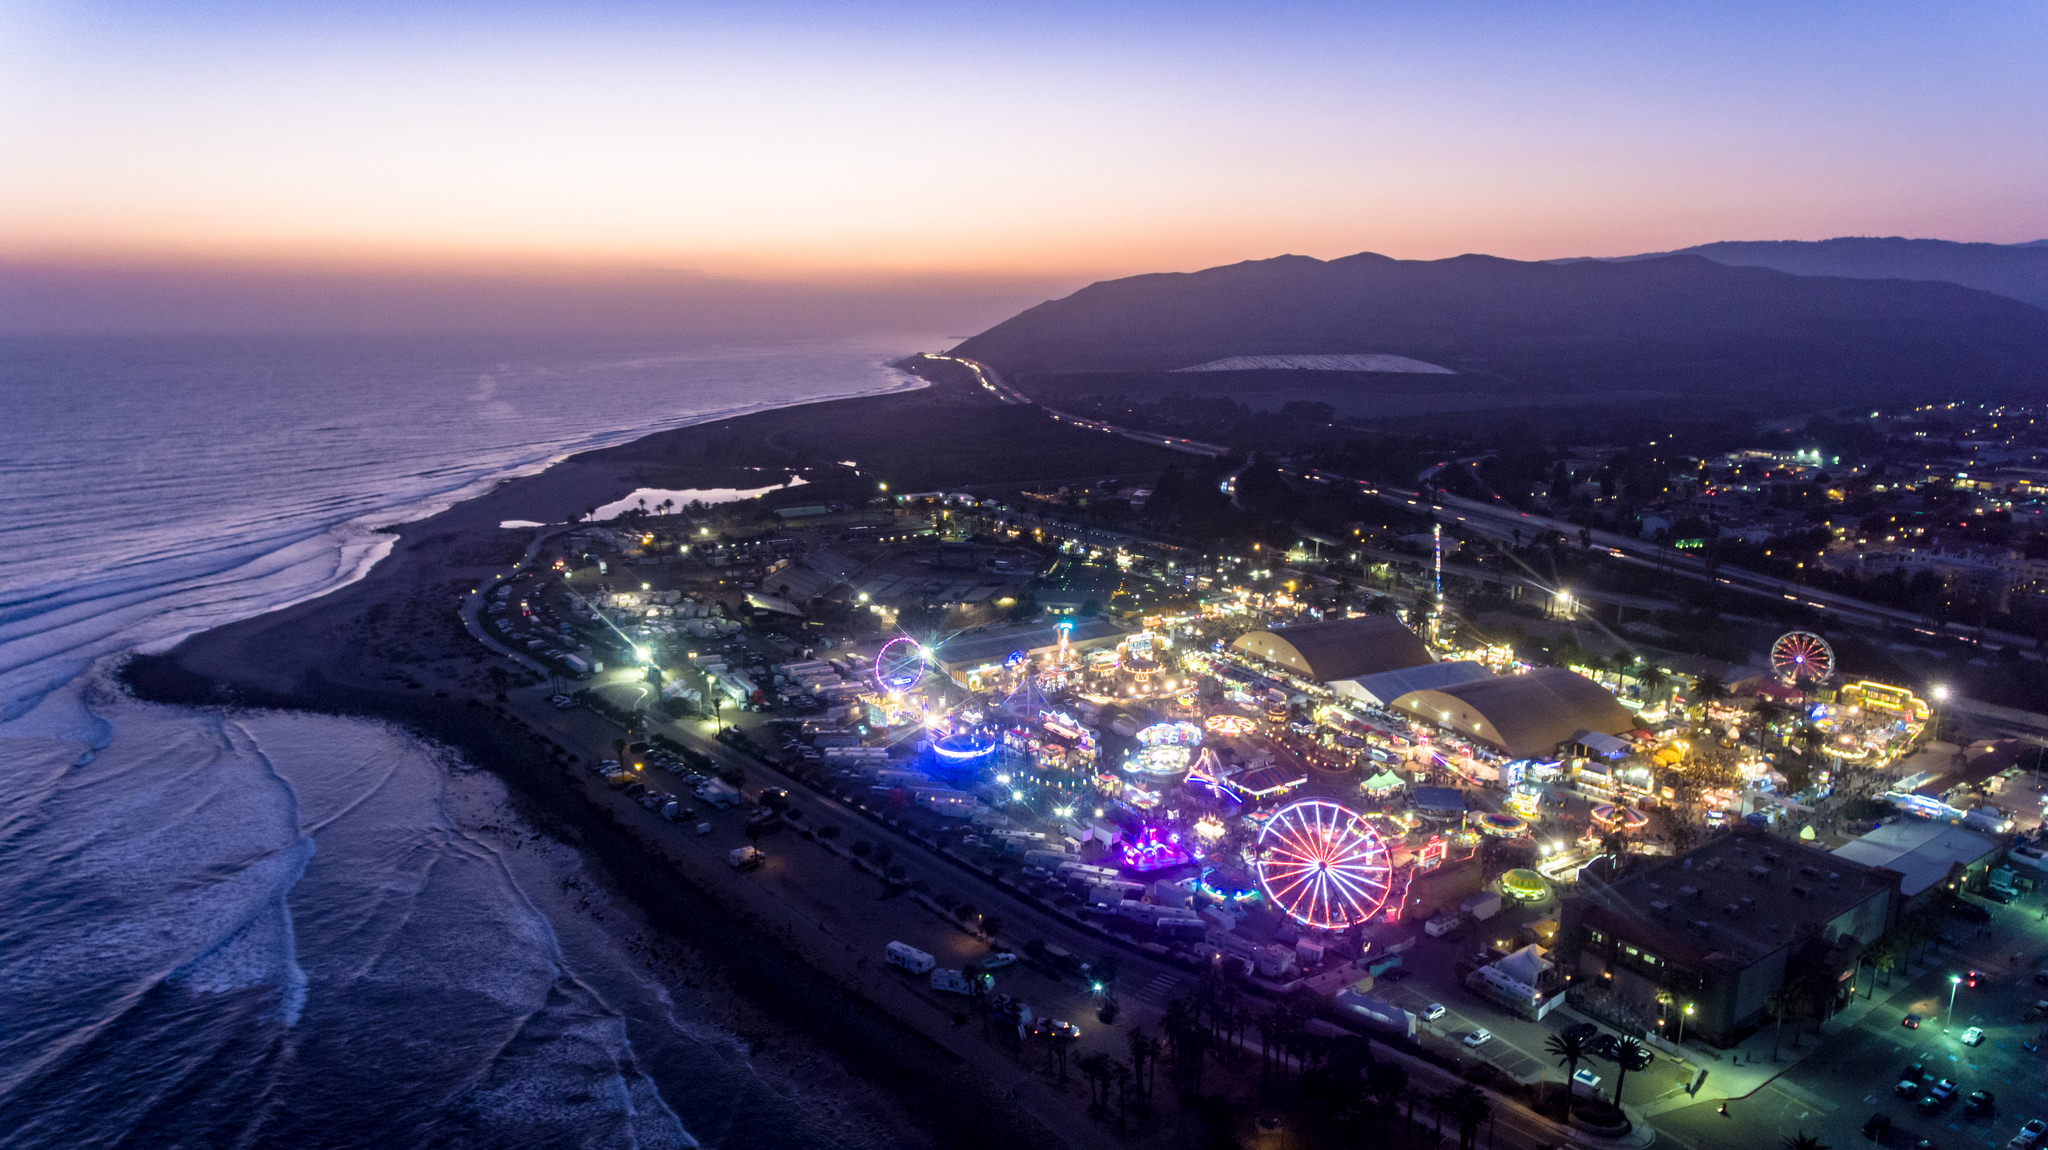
[1231,615,1434,682]
[1331,659,1494,705]
[1831,820,2000,898]
[1577,827,1895,971]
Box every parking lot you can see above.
[1652,891,2048,1150]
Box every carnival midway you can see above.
[797,596,1946,993]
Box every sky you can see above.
[3,0,2045,332]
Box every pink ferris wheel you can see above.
[1769,631,1835,688]
[1255,799,1394,930]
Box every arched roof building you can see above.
[1230,616,1434,683]
[1390,668,1633,759]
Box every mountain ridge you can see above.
[950,251,2048,418]
[1570,236,2048,309]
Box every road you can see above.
[933,352,2038,654]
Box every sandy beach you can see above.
[123,361,1186,1148]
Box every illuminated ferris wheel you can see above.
[1255,799,1394,930]
[874,637,929,693]
[1769,631,1836,688]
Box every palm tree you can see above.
[1765,986,1792,1061]
[1076,1051,1112,1113]
[1444,1083,1489,1150]
[1638,663,1670,705]
[1545,1031,1592,1121]
[1695,672,1726,705]
[1612,1036,1652,1108]
[1782,1132,1829,1150]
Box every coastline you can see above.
[122,361,1187,1147]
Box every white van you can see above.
[885,941,935,975]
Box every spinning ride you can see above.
[1254,799,1394,930]
[1770,631,1836,688]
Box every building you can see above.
[1330,660,1493,707]
[1557,827,1897,1046]
[1389,668,1633,760]
[1230,615,1434,683]
[1830,820,2000,910]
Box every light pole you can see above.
[1678,1002,1693,1046]
[1948,973,1962,1029]
[1932,685,1951,746]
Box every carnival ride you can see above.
[1254,798,1395,930]
[932,731,997,763]
[1499,869,1550,901]
[1204,714,1256,737]
[1127,721,1205,776]
[1122,825,1192,871]
[874,637,930,693]
[1769,631,1836,688]
[1590,804,1649,830]
[1476,811,1529,836]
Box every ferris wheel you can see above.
[873,637,929,693]
[1254,799,1394,930]
[1769,631,1836,688]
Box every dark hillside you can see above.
[1613,237,2048,309]
[953,252,2048,418]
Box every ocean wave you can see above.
[0,334,938,1148]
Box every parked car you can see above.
[1423,1003,1447,1022]
[1032,1019,1082,1041]
[1968,1091,1996,1116]
[1964,1027,1986,1046]
[1900,1079,1928,1099]
[2017,1119,2047,1145]
[1950,901,1993,924]
[1463,1029,1492,1048]
[978,952,1019,971]
[1573,1068,1602,1090]
[1903,1013,1924,1029]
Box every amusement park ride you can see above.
[1769,630,1836,689]
[1253,798,1396,930]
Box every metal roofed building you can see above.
[1330,660,1494,707]
[1557,826,1896,1046]
[1831,820,1999,906]
[1389,668,1634,760]
[1230,615,1435,683]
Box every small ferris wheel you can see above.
[1769,630,1835,688]
[873,637,929,693]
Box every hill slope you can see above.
[950,253,2048,416]
[1608,237,2048,309]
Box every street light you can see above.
[1948,973,1963,1029]
[1678,1002,1693,1045]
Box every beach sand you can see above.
[124,361,1186,1147]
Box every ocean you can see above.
[0,333,934,1149]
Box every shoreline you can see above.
[121,362,1186,1147]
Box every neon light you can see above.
[932,732,996,761]
[1122,825,1192,871]
[874,637,928,692]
